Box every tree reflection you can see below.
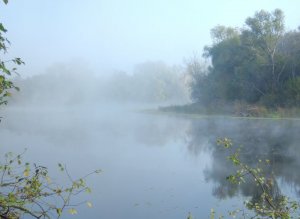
[185,118,300,203]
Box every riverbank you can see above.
[157,102,300,119]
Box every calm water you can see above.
[1,104,300,219]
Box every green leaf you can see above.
[187,212,193,219]
[0,23,7,32]
[23,169,30,177]
[86,187,92,194]
[13,57,24,65]
[68,208,77,215]
[87,201,93,208]
[0,65,11,75]
[46,176,51,183]
[56,208,62,216]
[4,91,11,97]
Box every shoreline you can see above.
[142,105,300,121]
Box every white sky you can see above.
[1,0,300,77]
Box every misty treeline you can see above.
[10,61,189,106]
[189,9,300,108]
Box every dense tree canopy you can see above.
[189,9,300,108]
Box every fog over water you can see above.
[2,1,300,218]
[1,103,300,218]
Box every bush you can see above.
[0,150,100,218]
[284,77,300,107]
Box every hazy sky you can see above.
[1,0,300,77]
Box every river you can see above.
[1,104,300,218]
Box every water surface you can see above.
[1,105,300,218]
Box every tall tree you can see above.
[242,9,285,97]
[189,9,293,107]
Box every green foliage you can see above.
[187,212,193,219]
[0,7,24,106]
[214,138,300,219]
[0,2,99,218]
[0,151,99,218]
[189,9,300,108]
[284,77,300,107]
[209,25,239,44]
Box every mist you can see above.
[1,1,299,77]
[1,1,300,219]
[8,61,190,109]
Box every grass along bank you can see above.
[157,102,300,119]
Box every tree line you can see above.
[189,9,300,108]
[10,61,189,106]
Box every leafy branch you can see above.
[0,4,24,106]
[216,138,299,219]
[0,151,100,219]
[0,1,100,218]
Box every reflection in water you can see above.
[0,106,200,219]
[1,106,300,218]
[186,118,300,205]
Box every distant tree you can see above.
[186,56,212,103]
[104,61,189,103]
[0,1,98,218]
